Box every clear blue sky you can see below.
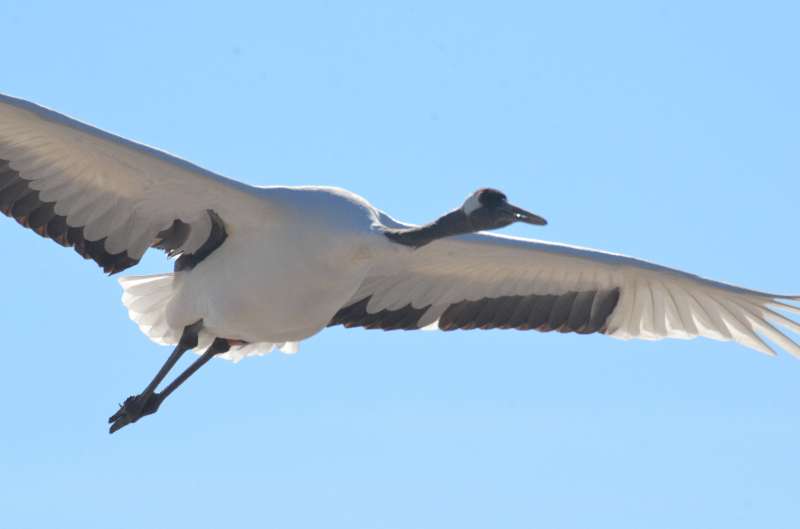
[1,2,799,528]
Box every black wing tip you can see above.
[0,159,141,274]
[328,296,431,331]
[328,288,621,336]
[437,288,621,335]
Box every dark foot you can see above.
[108,392,163,434]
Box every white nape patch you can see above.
[461,191,483,215]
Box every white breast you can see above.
[164,186,392,343]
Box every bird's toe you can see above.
[108,393,162,433]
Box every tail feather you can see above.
[119,273,182,346]
[119,273,300,362]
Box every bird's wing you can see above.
[0,93,266,273]
[330,219,800,358]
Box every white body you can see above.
[170,187,393,343]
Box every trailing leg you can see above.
[108,321,213,433]
[108,336,231,433]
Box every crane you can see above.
[1,93,798,434]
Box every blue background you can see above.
[1,2,799,528]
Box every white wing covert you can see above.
[331,223,800,358]
[0,93,264,273]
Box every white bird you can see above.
[1,93,798,433]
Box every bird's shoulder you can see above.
[252,185,383,227]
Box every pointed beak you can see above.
[507,204,547,226]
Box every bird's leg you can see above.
[156,337,231,402]
[108,335,231,434]
[108,320,203,433]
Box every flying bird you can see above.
[1,94,798,434]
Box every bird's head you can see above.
[460,188,547,231]
[385,187,547,248]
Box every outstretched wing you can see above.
[0,93,266,273]
[331,216,800,358]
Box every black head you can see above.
[461,188,547,231]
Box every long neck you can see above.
[384,209,473,248]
